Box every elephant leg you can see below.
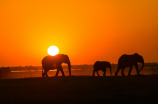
[134,64,140,75]
[43,70,48,77]
[96,70,100,76]
[121,67,125,76]
[56,65,65,76]
[42,71,45,77]
[103,69,106,76]
[128,66,133,76]
[92,69,96,76]
[55,68,60,76]
[115,66,121,76]
[42,69,48,77]
[45,71,49,77]
[59,67,65,76]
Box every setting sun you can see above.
[47,46,59,56]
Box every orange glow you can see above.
[0,0,158,66]
[47,46,59,56]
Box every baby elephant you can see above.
[93,61,112,76]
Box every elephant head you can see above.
[58,54,71,76]
[134,53,144,72]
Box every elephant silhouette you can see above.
[0,67,11,79]
[93,61,112,76]
[115,53,144,76]
[41,54,71,77]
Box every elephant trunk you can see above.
[139,61,144,72]
[67,61,71,76]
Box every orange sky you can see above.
[0,0,158,66]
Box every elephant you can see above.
[41,54,71,77]
[93,61,112,76]
[0,67,11,79]
[115,53,144,76]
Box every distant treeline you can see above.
[1,62,158,71]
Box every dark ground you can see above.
[0,75,158,104]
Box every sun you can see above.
[47,46,59,56]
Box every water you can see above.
[11,69,81,73]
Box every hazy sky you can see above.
[0,0,158,66]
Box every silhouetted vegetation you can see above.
[0,67,11,79]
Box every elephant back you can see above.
[118,53,142,66]
[94,61,110,68]
[42,54,70,68]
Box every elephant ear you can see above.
[134,53,141,62]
